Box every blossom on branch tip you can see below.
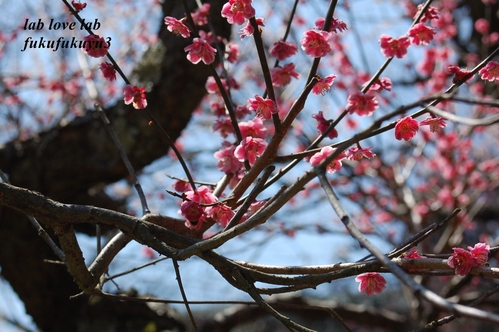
[379,34,410,58]
[164,17,190,38]
[479,61,499,82]
[395,116,419,141]
[269,40,298,61]
[271,63,300,87]
[312,74,337,95]
[408,23,435,46]
[248,95,277,120]
[346,92,378,116]
[355,272,387,296]
[221,0,255,25]
[420,116,446,133]
[82,34,109,58]
[234,136,267,165]
[184,38,217,65]
[301,30,331,58]
[123,85,147,109]
[448,247,474,275]
[99,62,116,81]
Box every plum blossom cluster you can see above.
[447,243,490,276]
[379,5,439,58]
[178,186,235,229]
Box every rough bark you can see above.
[0,1,229,331]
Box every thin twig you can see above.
[95,104,150,215]
[172,259,198,332]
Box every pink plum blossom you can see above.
[179,201,204,222]
[164,17,190,38]
[468,243,490,266]
[408,23,435,45]
[206,204,235,228]
[479,61,499,82]
[82,34,109,58]
[239,17,264,39]
[395,116,419,141]
[72,1,87,13]
[419,117,446,133]
[234,136,267,165]
[346,147,376,161]
[191,3,211,26]
[312,111,337,139]
[225,43,240,63]
[214,144,243,174]
[99,62,116,81]
[248,95,278,120]
[123,85,147,109]
[367,77,392,92]
[270,63,300,87]
[415,5,439,23]
[184,38,217,65]
[239,117,267,139]
[309,146,344,173]
[185,185,217,204]
[314,17,348,33]
[448,65,475,83]
[346,92,378,116]
[221,0,255,25]
[448,247,475,276]
[312,74,337,95]
[379,34,410,58]
[355,272,387,296]
[301,30,331,58]
[269,40,298,60]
